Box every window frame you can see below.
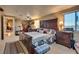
[64,11,79,31]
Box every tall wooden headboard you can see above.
[40,18,58,30]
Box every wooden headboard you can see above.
[40,19,58,30]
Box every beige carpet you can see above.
[0,40,5,54]
[4,41,26,54]
[47,43,76,54]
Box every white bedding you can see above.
[25,32,51,44]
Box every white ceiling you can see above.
[0,5,75,20]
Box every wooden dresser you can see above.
[56,31,73,48]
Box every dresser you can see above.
[56,31,73,48]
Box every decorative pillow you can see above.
[43,30,47,33]
[39,30,43,33]
[32,44,36,48]
[43,29,48,34]
[34,42,38,47]
[37,28,43,33]
[38,40,45,46]
[35,43,50,54]
[47,29,56,35]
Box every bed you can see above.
[19,29,56,53]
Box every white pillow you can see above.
[34,42,38,47]
[39,30,43,33]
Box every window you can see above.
[77,12,79,31]
[64,11,79,31]
[64,12,75,31]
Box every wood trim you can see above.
[1,15,4,40]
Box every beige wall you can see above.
[15,18,22,30]
[34,20,40,29]
[53,13,64,31]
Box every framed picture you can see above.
[3,15,15,37]
[4,15,14,32]
[6,18,13,32]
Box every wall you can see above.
[15,18,40,30]
[34,20,40,29]
[15,18,22,31]
[53,12,64,31]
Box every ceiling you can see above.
[0,5,76,20]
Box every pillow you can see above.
[39,30,43,33]
[48,29,56,35]
[34,42,38,46]
[43,30,47,33]
[37,28,43,33]
[38,40,45,46]
[43,29,48,34]
[35,43,50,54]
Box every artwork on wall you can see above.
[6,18,13,32]
[4,16,14,32]
[3,15,15,37]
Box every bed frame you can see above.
[19,32,35,54]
